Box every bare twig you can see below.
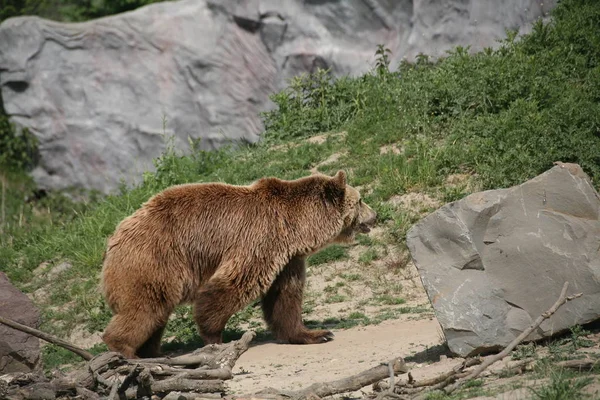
[443,282,582,395]
[412,358,481,389]
[0,315,94,361]
[374,358,481,396]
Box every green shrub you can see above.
[0,111,38,173]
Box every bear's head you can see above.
[327,170,377,244]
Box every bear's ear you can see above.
[332,170,347,187]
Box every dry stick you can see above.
[284,358,408,399]
[556,359,599,372]
[442,281,582,395]
[404,358,481,391]
[0,315,94,361]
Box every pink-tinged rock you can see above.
[0,272,41,373]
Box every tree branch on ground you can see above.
[245,358,409,400]
[0,315,94,360]
[1,331,256,400]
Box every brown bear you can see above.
[101,170,376,358]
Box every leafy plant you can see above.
[374,44,392,76]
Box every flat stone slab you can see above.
[407,162,600,357]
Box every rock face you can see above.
[0,272,41,373]
[0,0,556,193]
[407,163,600,357]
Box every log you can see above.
[151,378,225,394]
[150,365,233,380]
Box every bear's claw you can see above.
[289,329,335,344]
[321,331,335,342]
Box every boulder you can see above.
[407,163,600,357]
[0,272,41,373]
[0,0,556,193]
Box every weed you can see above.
[308,245,349,266]
[374,294,406,305]
[512,343,537,360]
[374,44,392,76]
[567,325,595,350]
[340,273,362,282]
[529,369,593,400]
[358,248,380,265]
[325,294,348,304]
[356,234,374,246]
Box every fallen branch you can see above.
[0,315,94,361]
[556,358,599,372]
[373,358,481,396]
[131,330,255,369]
[441,281,582,395]
[252,358,408,400]
[148,365,233,380]
[151,378,225,394]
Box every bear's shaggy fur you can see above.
[101,170,376,358]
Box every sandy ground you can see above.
[227,316,443,395]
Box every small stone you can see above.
[47,261,72,279]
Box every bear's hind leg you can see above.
[103,311,170,358]
[261,256,334,344]
[136,324,166,358]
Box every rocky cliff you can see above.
[0,0,556,193]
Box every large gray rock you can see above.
[407,163,600,357]
[0,272,41,373]
[0,0,556,193]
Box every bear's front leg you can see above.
[261,256,334,344]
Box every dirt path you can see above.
[227,316,443,395]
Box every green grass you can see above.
[530,370,594,400]
[308,244,349,266]
[1,0,600,346]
